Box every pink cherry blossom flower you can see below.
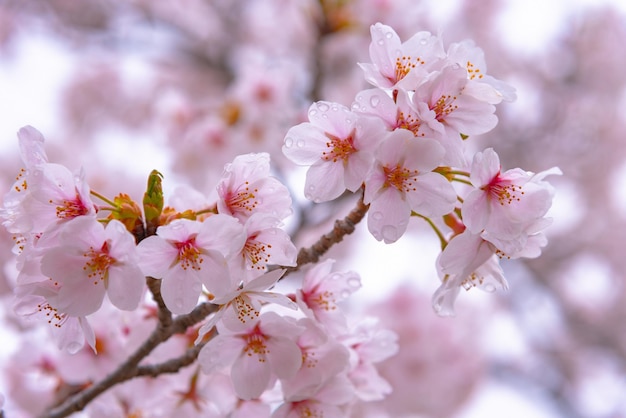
[198,311,304,400]
[217,152,292,223]
[446,39,517,104]
[235,212,297,278]
[359,23,445,90]
[340,317,398,401]
[40,217,145,317]
[13,280,96,353]
[195,268,298,336]
[432,229,507,316]
[410,65,498,138]
[280,318,350,401]
[273,375,355,418]
[462,148,561,256]
[296,259,361,333]
[364,130,457,243]
[283,101,385,202]
[137,216,246,314]
[0,126,96,236]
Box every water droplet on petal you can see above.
[377,39,385,45]
[308,185,316,192]
[372,211,383,221]
[370,95,380,108]
[309,109,318,117]
[340,290,351,299]
[420,38,428,45]
[345,118,352,124]
[385,31,393,39]
[484,284,496,293]
[317,102,330,112]
[296,139,305,148]
[284,137,294,148]
[381,225,398,242]
[348,277,361,288]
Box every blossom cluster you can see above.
[1,127,396,415]
[283,23,560,315]
[0,22,559,417]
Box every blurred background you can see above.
[0,0,625,417]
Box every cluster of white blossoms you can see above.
[0,23,559,417]
[283,23,560,315]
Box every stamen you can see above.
[321,131,356,163]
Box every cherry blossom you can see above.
[432,229,507,316]
[462,148,562,256]
[282,101,386,202]
[0,126,96,237]
[217,152,292,223]
[234,212,297,278]
[195,268,297,336]
[359,23,445,90]
[198,311,304,400]
[296,259,361,333]
[363,129,457,243]
[137,216,246,314]
[40,217,145,317]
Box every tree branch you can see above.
[283,190,369,275]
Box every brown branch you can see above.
[282,191,369,275]
[146,276,173,328]
[135,341,206,378]
[39,302,218,418]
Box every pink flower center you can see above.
[483,176,524,206]
[176,238,203,271]
[243,326,269,360]
[383,165,419,193]
[54,190,90,220]
[83,242,115,285]
[466,61,484,80]
[321,131,356,163]
[225,181,259,213]
[432,94,459,121]
[397,110,424,136]
[233,295,260,325]
[302,285,336,312]
[243,237,271,270]
[394,55,425,83]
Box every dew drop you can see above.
[330,273,342,281]
[420,38,428,45]
[284,137,294,148]
[484,284,496,293]
[385,31,393,39]
[340,290,351,299]
[377,39,385,46]
[317,102,330,112]
[309,109,318,117]
[66,342,83,354]
[348,277,361,288]
[308,185,316,192]
[296,139,305,148]
[369,95,380,108]
[381,225,398,242]
[345,118,352,124]
[372,211,383,221]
